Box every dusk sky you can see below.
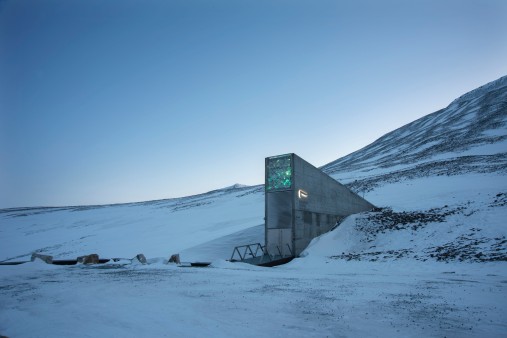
[1,0,506,208]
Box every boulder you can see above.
[135,253,147,264]
[77,254,99,264]
[30,253,53,264]
[168,254,181,264]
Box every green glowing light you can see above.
[266,155,292,191]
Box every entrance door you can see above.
[267,228,293,258]
[266,190,293,257]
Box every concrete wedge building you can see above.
[265,153,374,259]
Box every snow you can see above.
[1,170,505,338]
[365,173,506,209]
[0,186,264,261]
[1,255,506,337]
[1,77,506,337]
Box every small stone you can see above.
[168,254,181,264]
[135,254,147,264]
[77,254,99,264]
[31,253,53,264]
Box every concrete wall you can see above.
[265,153,375,258]
[292,154,374,256]
[265,190,293,257]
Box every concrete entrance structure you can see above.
[265,153,374,259]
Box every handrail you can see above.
[230,243,265,261]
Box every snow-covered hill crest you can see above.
[323,75,507,188]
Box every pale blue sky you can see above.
[1,0,506,208]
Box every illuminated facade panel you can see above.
[266,154,292,191]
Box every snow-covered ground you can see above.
[1,76,506,337]
[0,185,265,262]
[1,257,505,338]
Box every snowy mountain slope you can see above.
[323,75,507,189]
[0,184,264,262]
[304,76,507,265]
[1,77,507,338]
[301,173,506,263]
[1,76,506,264]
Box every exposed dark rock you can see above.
[426,235,507,262]
[135,254,147,264]
[168,254,181,264]
[355,206,463,242]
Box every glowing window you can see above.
[266,154,292,191]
